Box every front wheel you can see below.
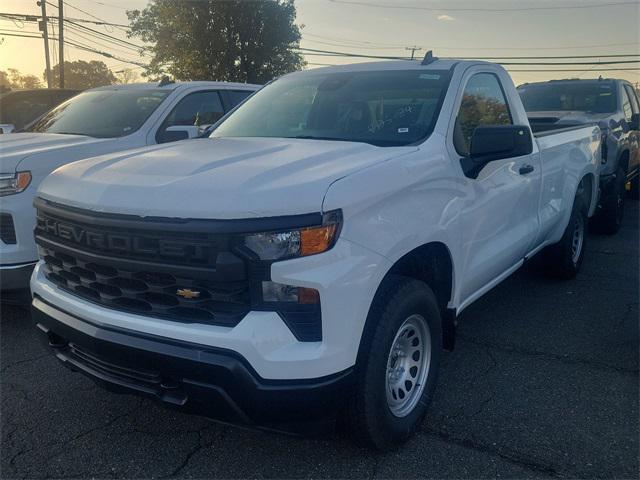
[347,276,442,451]
[542,196,588,279]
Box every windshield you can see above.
[518,82,618,113]
[27,89,170,138]
[212,69,451,147]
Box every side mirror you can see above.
[160,125,200,143]
[461,125,533,178]
[630,113,640,131]
[0,123,15,134]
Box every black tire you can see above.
[594,167,626,234]
[347,276,442,451]
[543,196,588,279]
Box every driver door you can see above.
[451,70,542,306]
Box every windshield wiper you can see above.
[288,135,353,142]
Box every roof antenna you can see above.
[158,75,174,87]
[421,50,438,65]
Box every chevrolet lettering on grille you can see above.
[36,215,209,262]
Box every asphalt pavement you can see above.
[1,201,638,479]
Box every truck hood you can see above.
[0,133,109,172]
[39,137,416,219]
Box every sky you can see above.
[0,0,638,87]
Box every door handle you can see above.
[519,164,535,175]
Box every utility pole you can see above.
[405,46,422,60]
[37,0,52,88]
[58,0,64,88]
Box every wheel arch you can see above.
[357,241,457,363]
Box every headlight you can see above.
[0,171,32,197]
[243,210,342,261]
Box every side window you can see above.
[454,73,512,156]
[624,85,639,115]
[226,90,253,109]
[621,87,633,122]
[157,90,224,142]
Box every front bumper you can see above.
[32,296,354,433]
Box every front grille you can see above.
[39,245,250,324]
[35,203,250,326]
[0,213,16,244]
[34,198,323,342]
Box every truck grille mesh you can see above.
[39,245,250,325]
[35,206,250,326]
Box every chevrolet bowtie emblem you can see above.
[176,288,201,299]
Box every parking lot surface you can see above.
[1,201,638,479]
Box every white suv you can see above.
[0,80,259,296]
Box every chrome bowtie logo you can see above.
[176,288,201,299]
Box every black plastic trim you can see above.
[34,197,323,235]
[32,296,354,433]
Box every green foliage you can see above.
[47,61,117,89]
[127,0,305,84]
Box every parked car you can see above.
[518,78,640,233]
[30,57,600,449]
[0,80,260,297]
[0,88,81,133]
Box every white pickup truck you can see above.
[30,57,601,449]
[0,80,259,296]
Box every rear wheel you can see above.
[347,276,442,451]
[543,196,588,279]
[594,167,626,234]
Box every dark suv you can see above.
[518,79,639,234]
[0,88,81,132]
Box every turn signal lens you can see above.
[0,171,32,197]
[300,223,338,256]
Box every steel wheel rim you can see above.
[571,213,584,264]
[385,314,431,418]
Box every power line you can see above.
[63,26,142,58]
[58,0,128,33]
[64,20,143,51]
[302,31,639,51]
[0,31,146,68]
[327,0,639,12]
[296,47,640,64]
[0,11,129,28]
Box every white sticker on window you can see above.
[398,127,409,133]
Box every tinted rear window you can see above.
[518,82,618,113]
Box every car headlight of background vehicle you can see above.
[243,210,342,261]
[0,171,32,197]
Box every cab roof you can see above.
[89,81,261,92]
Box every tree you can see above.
[115,68,140,84]
[0,68,43,89]
[47,61,117,89]
[127,0,305,84]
